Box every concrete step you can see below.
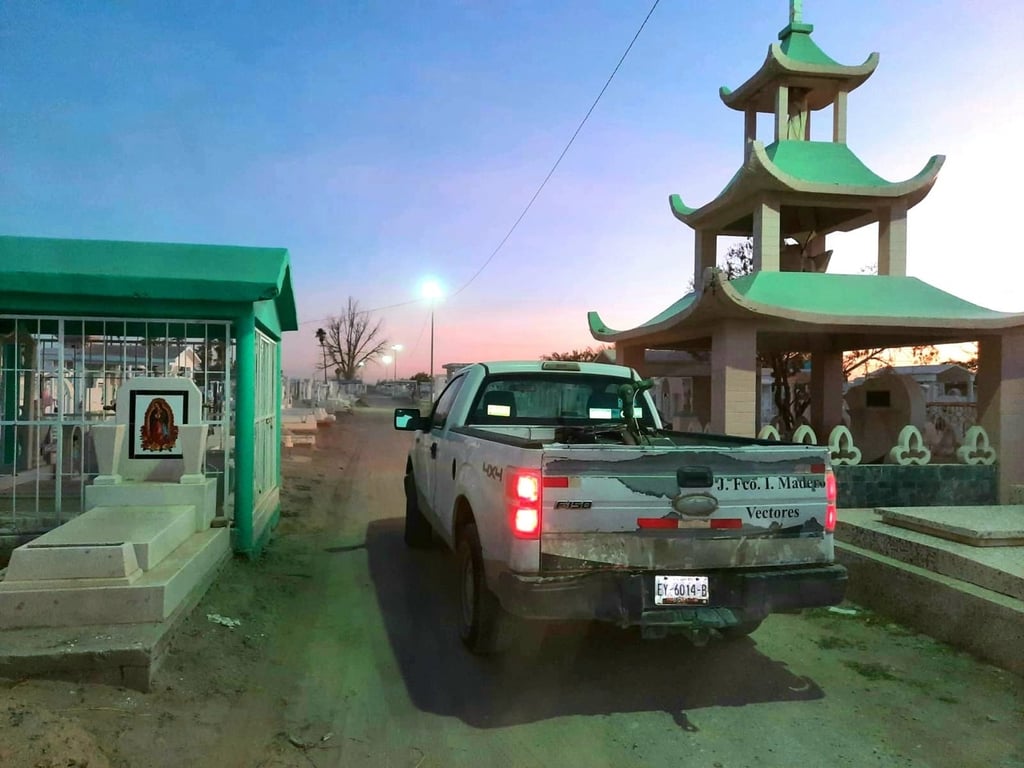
[0,529,231,691]
[836,540,1024,676]
[0,528,229,629]
[836,509,1024,601]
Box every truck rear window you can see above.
[465,373,657,427]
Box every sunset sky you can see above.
[3,1,1022,379]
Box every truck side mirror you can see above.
[394,408,427,431]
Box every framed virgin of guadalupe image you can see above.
[129,390,189,458]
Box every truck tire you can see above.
[457,523,511,655]
[718,618,764,639]
[403,473,433,548]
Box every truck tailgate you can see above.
[539,445,834,572]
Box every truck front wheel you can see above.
[403,473,433,548]
[457,523,511,655]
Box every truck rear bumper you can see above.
[496,564,848,629]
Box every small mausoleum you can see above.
[587,4,1024,503]
[0,235,296,634]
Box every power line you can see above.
[450,0,661,299]
[299,0,660,327]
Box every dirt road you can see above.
[2,402,1022,767]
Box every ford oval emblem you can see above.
[671,492,719,517]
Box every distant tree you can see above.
[951,343,979,372]
[411,372,431,382]
[541,346,608,362]
[321,298,388,381]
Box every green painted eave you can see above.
[589,292,697,337]
[0,235,298,333]
[765,141,889,186]
[777,23,837,66]
[590,272,1024,345]
[727,272,1020,322]
[720,25,878,113]
[669,141,944,233]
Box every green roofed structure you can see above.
[0,235,298,557]
[589,2,1024,502]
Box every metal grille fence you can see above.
[0,315,233,536]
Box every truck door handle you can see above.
[430,442,438,459]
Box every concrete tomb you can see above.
[0,378,229,629]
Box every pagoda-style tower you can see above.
[670,0,943,288]
[588,2,1024,503]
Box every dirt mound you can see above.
[0,699,111,768]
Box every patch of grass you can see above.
[937,695,960,704]
[842,660,900,682]
[816,634,859,650]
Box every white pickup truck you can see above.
[393,360,846,654]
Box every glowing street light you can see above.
[381,354,393,383]
[420,278,443,390]
[390,344,403,380]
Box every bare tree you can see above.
[321,298,388,381]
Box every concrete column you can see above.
[693,229,717,291]
[976,331,1024,503]
[775,86,789,142]
[810,350,845,438]
[710,322,758,436]
[878,200,908,276]
[744,109,757,144]
[753,198,781,272]
[233,313,256,556]
[617,344,647,376]
[833,90,848,143]
[2,345,16,465]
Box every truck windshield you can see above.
[465,373,658,428]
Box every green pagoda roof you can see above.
[669,140,944,235]
[0,235,298,335]
[720,21,878,112]
[589,272,1024,351]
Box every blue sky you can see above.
[3,1,1022,378]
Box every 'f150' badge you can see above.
[554,500,592,509]
[671,492,718,517]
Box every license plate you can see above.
[654,575,709,605]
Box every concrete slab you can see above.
[877,505,1024,546]
[85,477,217,531]
[837,508,1024,601]
[6,505,195,575]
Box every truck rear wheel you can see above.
[403,473,433,548]
[718,618,764,639]
[457,523,511,655]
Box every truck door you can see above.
[417,375,466,526]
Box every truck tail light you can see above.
[507,468,542,539]
[825,467,837,533]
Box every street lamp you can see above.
[390,344,402,381]
[421,278,443,393]
[314,327,328,384]
[380,355,393,387]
